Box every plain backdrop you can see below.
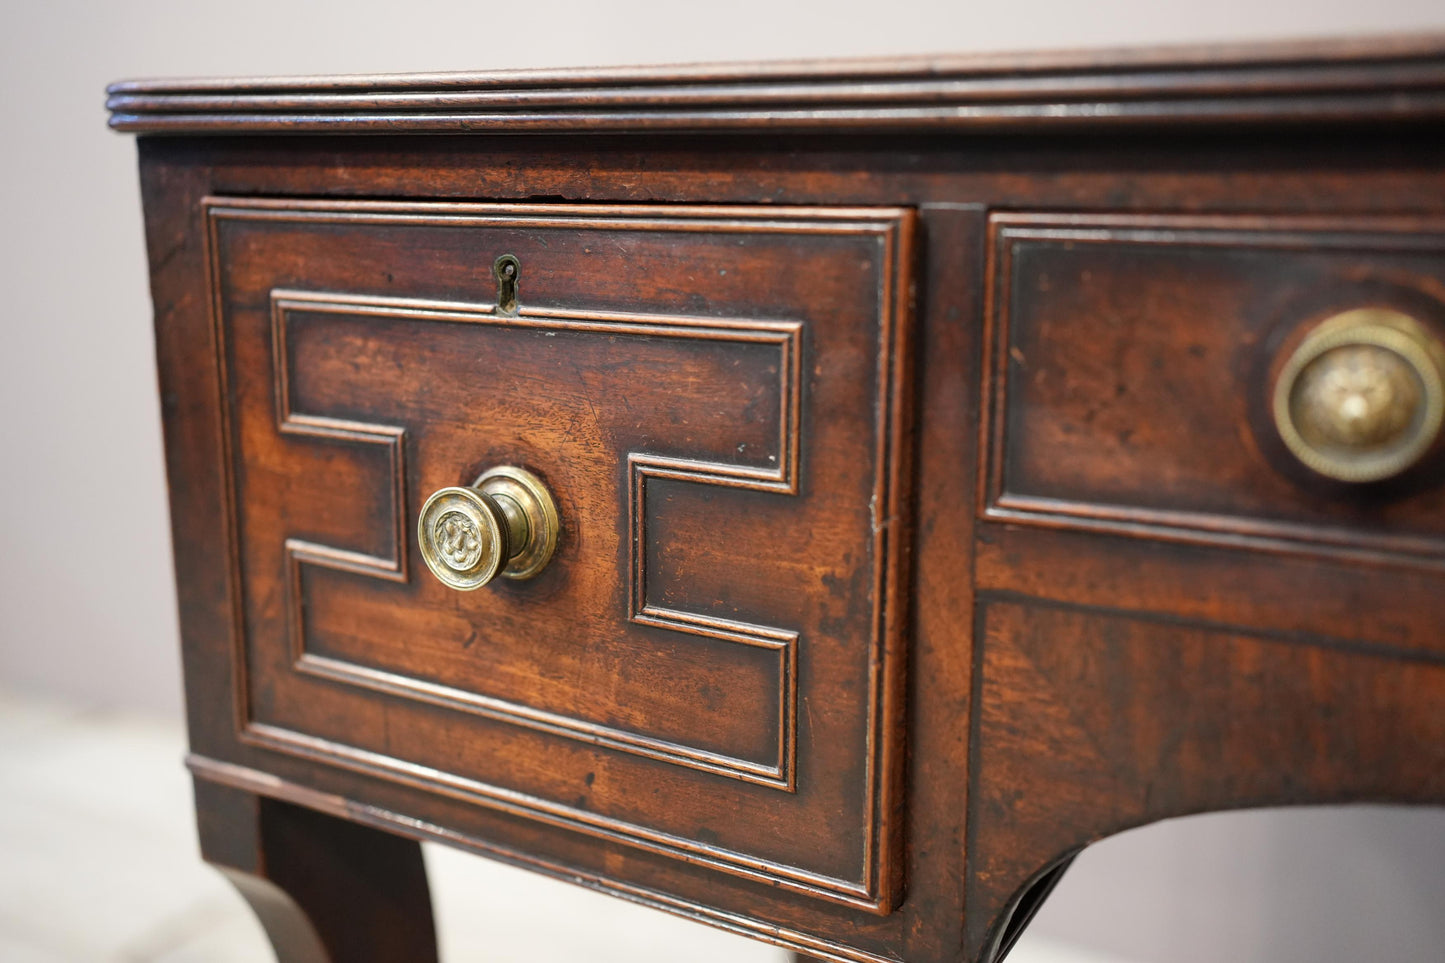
[3,2,1444,961]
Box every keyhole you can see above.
[493,254,521,315]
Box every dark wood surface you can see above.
[194,779,438,962]
[207,197,912,912]
[106,34,1445,134]
[118,35,1445,963]
[985,211,1445,558]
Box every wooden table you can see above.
[109,35,1445,963]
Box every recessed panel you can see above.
[207,198,913,909]
[984,213,1445,562]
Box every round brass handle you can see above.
[418,466,559,590]
[1273,308,1445,483]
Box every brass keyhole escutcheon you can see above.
[1272,308,1445,483]
[418,465,559,590]
[493,253,521,315]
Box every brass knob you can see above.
[1273,308,1445,483]
[418,466,559,590]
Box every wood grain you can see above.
[203,197,913,911]
[194,779,438,963]
[106,35,1445,134]
[965,597,1445,959]
[120,39,1445,963]
[982,211,1445,565]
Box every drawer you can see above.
[983,212,1445,563]
[204,197,914,911]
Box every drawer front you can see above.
[983,212,1445,563]
[205,198,912,910]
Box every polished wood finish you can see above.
[207,196,912,911]
[106,35,1445,134]
[983,212,1445,558]
[194,779,438,962]
[117,35,1445,963]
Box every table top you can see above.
[105,33,1445,135]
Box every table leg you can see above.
[193,779,438,963]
